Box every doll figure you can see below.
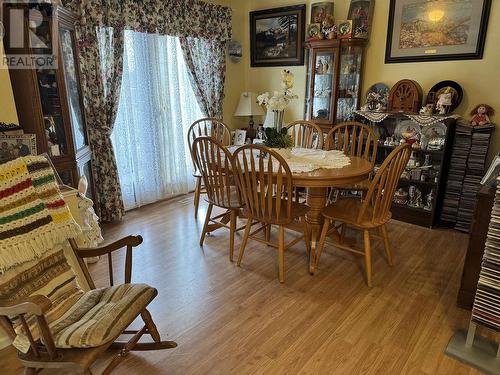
[436,87,453,115]
[470,104,494,126]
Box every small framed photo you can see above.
[0,134,37,163]
[232,129,247,146]
[337,20,353,39]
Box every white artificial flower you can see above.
[257,72,298,111]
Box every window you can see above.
[111,31,203,210]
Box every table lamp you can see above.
[234,92,264,139]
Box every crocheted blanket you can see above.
[0,156,81,273]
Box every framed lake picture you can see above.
[385,0,491,63]
[250,5,306,67]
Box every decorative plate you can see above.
[422,122,447,140]
[394,120,421,141]
[365,83,389,111]
[427,80,463,113]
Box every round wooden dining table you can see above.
[291,156,373,257]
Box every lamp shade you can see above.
[234,92,264,117]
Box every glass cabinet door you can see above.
[337,45,363,122]
[59,27,88,153]
[36,16,70,158]
[310,50,336,123]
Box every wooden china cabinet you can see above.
[304,39,367,131]
[3,4,96,202]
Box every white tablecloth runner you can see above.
[227,147,350,173]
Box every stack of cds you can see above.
[440,122,472,223]
[471,175,500,331]
[455,126,494,232]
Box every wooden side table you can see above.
[456,184,495,309]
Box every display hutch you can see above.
[304,39,367,131]
[3,3,96,202]
[356,111,457,228]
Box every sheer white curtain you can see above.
[111,31,203,210]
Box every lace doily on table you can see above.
[354,110,460,126]
[286,148,351,173]
[227,147,351,173]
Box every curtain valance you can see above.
[66,0,232,41]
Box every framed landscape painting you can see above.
[250,5,306,67]
[385,0,491,63]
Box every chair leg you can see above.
[340,223,346,244]
[278,225,285,283]
[314,219,331,273]
[229,210,237,262]
[363,230,372,288]
[24,368,37,375]
[199,203,213,246]
[380,224,393,266]
[302,218,311,258]
[237,220,252,266]
[141,309,160,343]
[194,177,202,219]
[265,223,271,243]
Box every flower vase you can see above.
[273,110,284,132]
[263,108,285,132]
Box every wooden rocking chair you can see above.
[0,236,177,374]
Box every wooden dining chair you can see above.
[0,236,177,375]
[187,118,232,219]
[326,121,378,196]
[192,136,244,261]
[313,144,411,287]
[285,120,324,149]
[232,145,311,283]
[285,120,324,203]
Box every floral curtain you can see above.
[180,37,227,118]
[64,0,232,221]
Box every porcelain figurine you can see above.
[419,104,434,115]
[407,151,417,168]
[470,104,495,126]
[408,185,423,208]
[436,87,453,115]
[394,188,408,205]
[424,189,434,211]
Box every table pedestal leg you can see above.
[306,187,327,272]
[306,187,345,273]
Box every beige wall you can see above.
[226,0,499,162]
[0,41,19,124]
[0,1,498,159]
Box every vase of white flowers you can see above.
[257,70,298,132]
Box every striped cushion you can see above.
[0,248,84,341]
[0,249,156,348]
[49,283,156,348]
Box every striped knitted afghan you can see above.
[0,156,81,273]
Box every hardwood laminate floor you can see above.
[0,195,494,374]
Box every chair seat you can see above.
[243,196,309,225]
[322,198,391,229]
[205,184,242,209]
[49,283,156,349]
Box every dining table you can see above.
[225,146,374,269]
